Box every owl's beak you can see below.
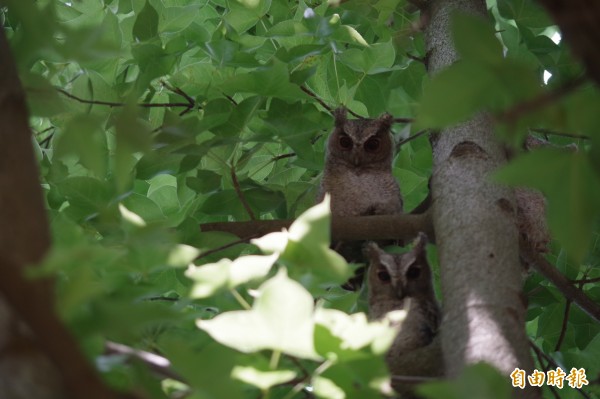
[352,153,361,166]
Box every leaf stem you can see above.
[230,288,252,310]
[270,349,281,370]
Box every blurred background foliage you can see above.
[1,0,599,397]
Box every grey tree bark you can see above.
[425,1,540,397]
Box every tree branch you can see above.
[529,341,562,399]
[52,87,195,113]
[194,236,258,261]
[396,129,429,152]
[105,341,182,381]
[529,128,591,141]
[230,164,256,221]
[554,299,571,352]
[496,77,586,124]
[200,212,434,242]
[300,85,333,114]
[521,248,600,324]
[570,276,600,285]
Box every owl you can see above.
[365,233,443,396]
[317,107,403,218]
[317,108,404,283]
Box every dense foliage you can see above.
[1,0,599,398]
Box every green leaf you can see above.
[452,12,502,65]
[317,356,390,398]
[133,0,159,41]
[21,73,65,117]
[497,0,552,28]
[159,4,201,34]
[186,254,278,298]
[57,176,113,219]
[197,268,321,359]
[494,150,600,262]
[225,0,272,33]
[417,62,493,129]
[232,366,296,390]
[314,308,397,360]
[210,97,264,138]
[55,114,108,177]
[417,363,511,399]
[252,196,352,283]
[219,62,308,101]
[186,170,222,194]
[338,40,395,75]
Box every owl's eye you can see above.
[377,267,391,283]
[406,264,421,280]
[339,134,353,150]
[364,137,380,152]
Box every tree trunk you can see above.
[0,27,139,399]
[0,22,65,399]
[425,1,539,397]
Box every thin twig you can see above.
[271,153,296,162]
[497,76,587,124]
[52,88,195,112]
[33,126,54,136]
[406,53,426,64]
[570,276,600,284]
[300,85,334,114]
[529,339,559,370]
[222,93,238,105]
[554,299,571,352]
[530,128,591,140]
[394,117,414,123]
[395,129,429,152]
[194,236,258,261]
[39,132,55,148]
[160,80,196,116]
[529,341,562,399]
[521,246,600,324]
[145,296,179,302]
[346,108,364,119]
[230,164,256,221]
[104,341,182,381]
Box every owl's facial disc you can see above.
[363,136,381,152]
[376,265,392,283]
[406,263,421,280]
[338,133,353,150]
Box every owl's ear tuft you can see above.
[405,232,428,265]
[412,232,428,253]
[376,112,393,130]
[363,241,382,262]
[334,107,348,126]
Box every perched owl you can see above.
[317,107,403,218]
[365,233,443,396]
[317,108,404,286]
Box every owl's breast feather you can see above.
[323,170,402,216]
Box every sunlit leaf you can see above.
[197,268,321,359]
[252,196,352,283]
[187,253,278,298]
[232,366,296,390]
